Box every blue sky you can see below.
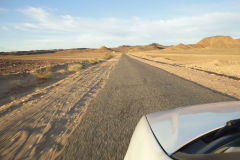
[0,0,240,51]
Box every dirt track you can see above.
[0,56,120,160]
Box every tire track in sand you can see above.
[0,55,121,160]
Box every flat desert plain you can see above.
[0,47,115,105]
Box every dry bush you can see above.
[104,53,113,60]
[68,64,82,72]
[10,96,15,101]
[81,60,90,67]
[57,69,66,74]
[89,58,99,64]
[31,68,52,79]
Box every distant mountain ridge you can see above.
[167,36,240,50]
[1,36,240,55]
[112,43,166,52]
[98,46,113,51]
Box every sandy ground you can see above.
[130,48,240,78]
[0,49,115,106]
[128,51,240,99]
[0,48,114,75]
[0,55,120,160]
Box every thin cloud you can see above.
[0,8,8,15]
[21,7,49,23]
[0,8,7,12]
[4,7,240,50]
[1,26,9,30]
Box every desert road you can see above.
[59,54,237,160]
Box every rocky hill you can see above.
[167,36,240,50]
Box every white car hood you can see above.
[124,116,172,160]
[146,101,240,155]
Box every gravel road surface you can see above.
[59,54,236,160]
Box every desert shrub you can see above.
[89,58,99,64]
[68,64,82,72]
[81,60,90,67]
[57,69,66,74]
[31,68,51,79]
[104,53,113,60]
[10,96,15,101]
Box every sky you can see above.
[0,0,240,51]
